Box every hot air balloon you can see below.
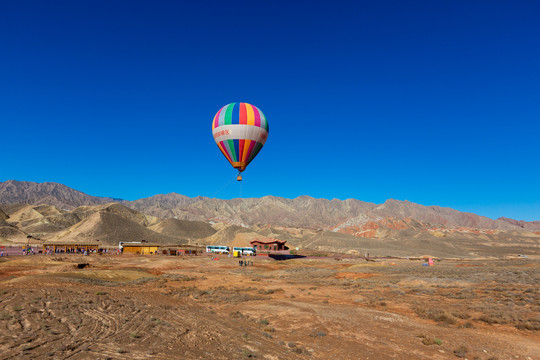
[212,103,269,181]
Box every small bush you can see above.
[195,290,209,297]
[258,288,283,295]
[415,308,457,325]
[242,349,256,358]
[420,336,442,346]
[229,311,246,319]
[452,311,470,319]
[453,346,468,358]
[477,314,507,325]
[258,319,269,326]
[0,312,12,320]
[515,321,540,331]
[309,330,327,337]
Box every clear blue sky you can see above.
[1,0,539,221]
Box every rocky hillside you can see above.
[0,208,8,221]
[149,218,216,239]
[0,203,538,258]
[2,180,540,233]
[0,203,215,246]
[1,180,540,257]
[0,180,115,209]
[127,195,540,234]
[498,217,540,231]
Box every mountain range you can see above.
[0,180,539,257]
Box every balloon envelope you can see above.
[212,103,269,172]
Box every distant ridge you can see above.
[0,180,115,209]
[497,217,540,231]
[1,180,539,234]
[123,193,540,232]
[1,180,539,257]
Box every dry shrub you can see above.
[415,308,457,325]
[229,311,247,319]
[515,321,540,331]
[453,345,468,358]
[452,311,470,319]
[447,289,475,300]
[422,337,442,346]
[309,330,327,337]
[459,322,474,329]
[418,334,442,346]
[477,314,503,324]
[476,311,518,325]
[258,288,284,295]
[241,348,257,358]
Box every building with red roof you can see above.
[250,238,287,252]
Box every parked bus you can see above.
[233,247,256,256]
[206,245,230,254]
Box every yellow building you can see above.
[122,243,160,255]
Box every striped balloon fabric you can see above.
[212,103,269,172]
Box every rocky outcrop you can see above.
[498,217,540,231]
[0,180,115,209]
[149,218,216,239]
[0,208,8,221]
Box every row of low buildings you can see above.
[119,242,203,255]
[38,238,288,256]
[39,242,202,255]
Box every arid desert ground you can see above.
[0,253,539,360]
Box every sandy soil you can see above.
[0,254,538,359]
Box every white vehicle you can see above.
[119,241,141,250]
[233,247,256,255]
[206,245,230,254]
